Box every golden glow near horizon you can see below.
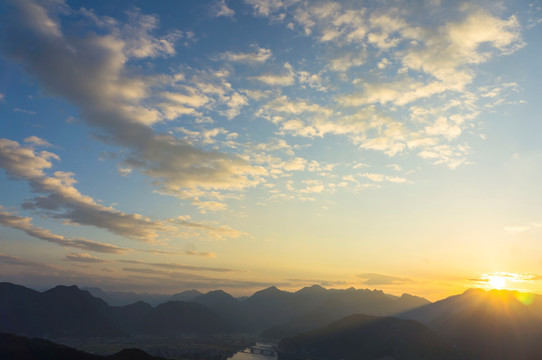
[472,272,540,292]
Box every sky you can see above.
[0,0,541,301]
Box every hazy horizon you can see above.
[1,0,542,302]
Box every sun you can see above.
[487,275,507,290]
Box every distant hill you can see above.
[0,333,167,360]
[83,287,170,306]
[169,289,203,302]
[192,290,238,306]
[400,288,542,359]
[140,300,231,335]
[278,314,461,360]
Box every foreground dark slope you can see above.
[400,288,542,360]
[278,314,462,360]
[0,333,166,360]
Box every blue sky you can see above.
[0,0,541,300]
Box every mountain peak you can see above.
[192,289,237,305]
[251,285,289,299]
[43,285,88,298]
[296,284,327,294]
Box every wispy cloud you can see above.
[0,138,170,242]
[0,252,57,270]
[357,273,414,286]
[119,259,242,273]
[0,207,127,254]
[64,253,108,263]
[218,45,272,64]
[0,139,247,243]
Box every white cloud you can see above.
[328,52,365,72]
[299,180,325,194]
[211,0,235,18]
[218,45,272,64]
[244,0,290,17]
[24,136,51,147]
[400,9,523,85]
[361,173,409,183]
[252,63,296,86]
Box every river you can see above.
[228,342,278,360]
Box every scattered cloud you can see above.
[64,252,108,263]
[218,45,272,64]
[361,173,409,183]
[252,63,296,86]
[13,107,36,115]
[24,136,51,147]
[211,0,235,18]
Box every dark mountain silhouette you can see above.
[83,287,171,306]
[278,314,461,360]
[191,290,246,331]
[192,290,238,306]
[140,301,231,335]
[261,311,338,339]
[0,333,167,360]
[258,285,430,337]
[41,285,122,337]
[0,283,124,337]
[0,282,430,338]
[109,301,154,334]
[400,288,542,360]
[169,289,203,302]
[0,282,228,338]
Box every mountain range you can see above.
[278,288,542,360]
[0,282,430,338]
[3,282,542,359]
